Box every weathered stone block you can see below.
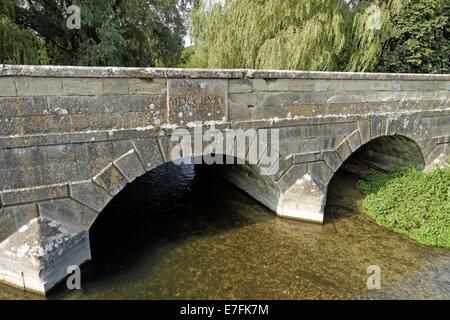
[293,152,322,164]
[358,120,371,144]
[370,117,384,139]
[289,79,316,91]
[294,138,319,154]
[277,164,308,193]
[0,97,47,117]
[229,79,252,93]
[227,103,252,121]
[422,138,436,160]
[342,80,399,91]
[308,161,334,185]
[0,203,38,242]
[0,78,16,96]
[1,184,68,206]
[93,163,128,196]
[133,138,165,170]
[347,130,362,151]
[416,130,431,150]
[129,78,167,94]
[336,139,352,162]
[229,93,258,107]
[328,92,395,104]
[63,78,102,96]
[279,123,357,142]
[18,114,72,135]
[102,78,129,95]
[326,93,362,104]
[15,77,63,96]
[0,217,91,294]
[113,150,146,182]
[259,92,327,106]
[314,80,342,92]
[258,92,299,106]
[420,115,450,136]
[70,180,112,212]
[400,80,448,91]
[277,173,326,223]
[394,90,447,101]
[253,79,290,92]
[168,79,228,125]
[425,144,445,167]
[322,150,342,172]
[38,198,99,229]
[271,155,293,181]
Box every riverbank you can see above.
[357,166,450,249]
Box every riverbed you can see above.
[0,163,449,300]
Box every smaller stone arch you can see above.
[273,116,439,224]
[322,116,436,186]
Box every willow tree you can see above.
[189,0,410,71]
[0,0,48,64]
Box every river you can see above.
[0,162,449,299]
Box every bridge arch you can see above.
[274,117,437,224]
[321,118,434,186]
[46,136,281,232]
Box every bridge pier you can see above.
[216,163,328,223]
[276,174,327,223]
[0,217,90,294]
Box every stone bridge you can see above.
[0,65,449,294]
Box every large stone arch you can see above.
[0,130,282,294]
[49,128,283,231]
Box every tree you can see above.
[189,0,410,71]
[0,0,189,67]
[376,0,450,73]
[0,0,48,64]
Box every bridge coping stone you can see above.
[1,64,450,80]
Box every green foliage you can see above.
[0,0,188,67]
[0,0,48,64]
[181,46,196,68]
[377,0,450,73]
[357,167,450,249]
[189,0,411,71]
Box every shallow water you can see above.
[0,163,449,300]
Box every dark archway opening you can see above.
[48,158,274,299]
[325,135,426,223]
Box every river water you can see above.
[0,163,449,300]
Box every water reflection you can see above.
[0,163,449,300]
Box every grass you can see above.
[356,167,450,249]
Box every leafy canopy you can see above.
[0,0,189,67]
[377,0,450,73]
[189,0,412,71]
